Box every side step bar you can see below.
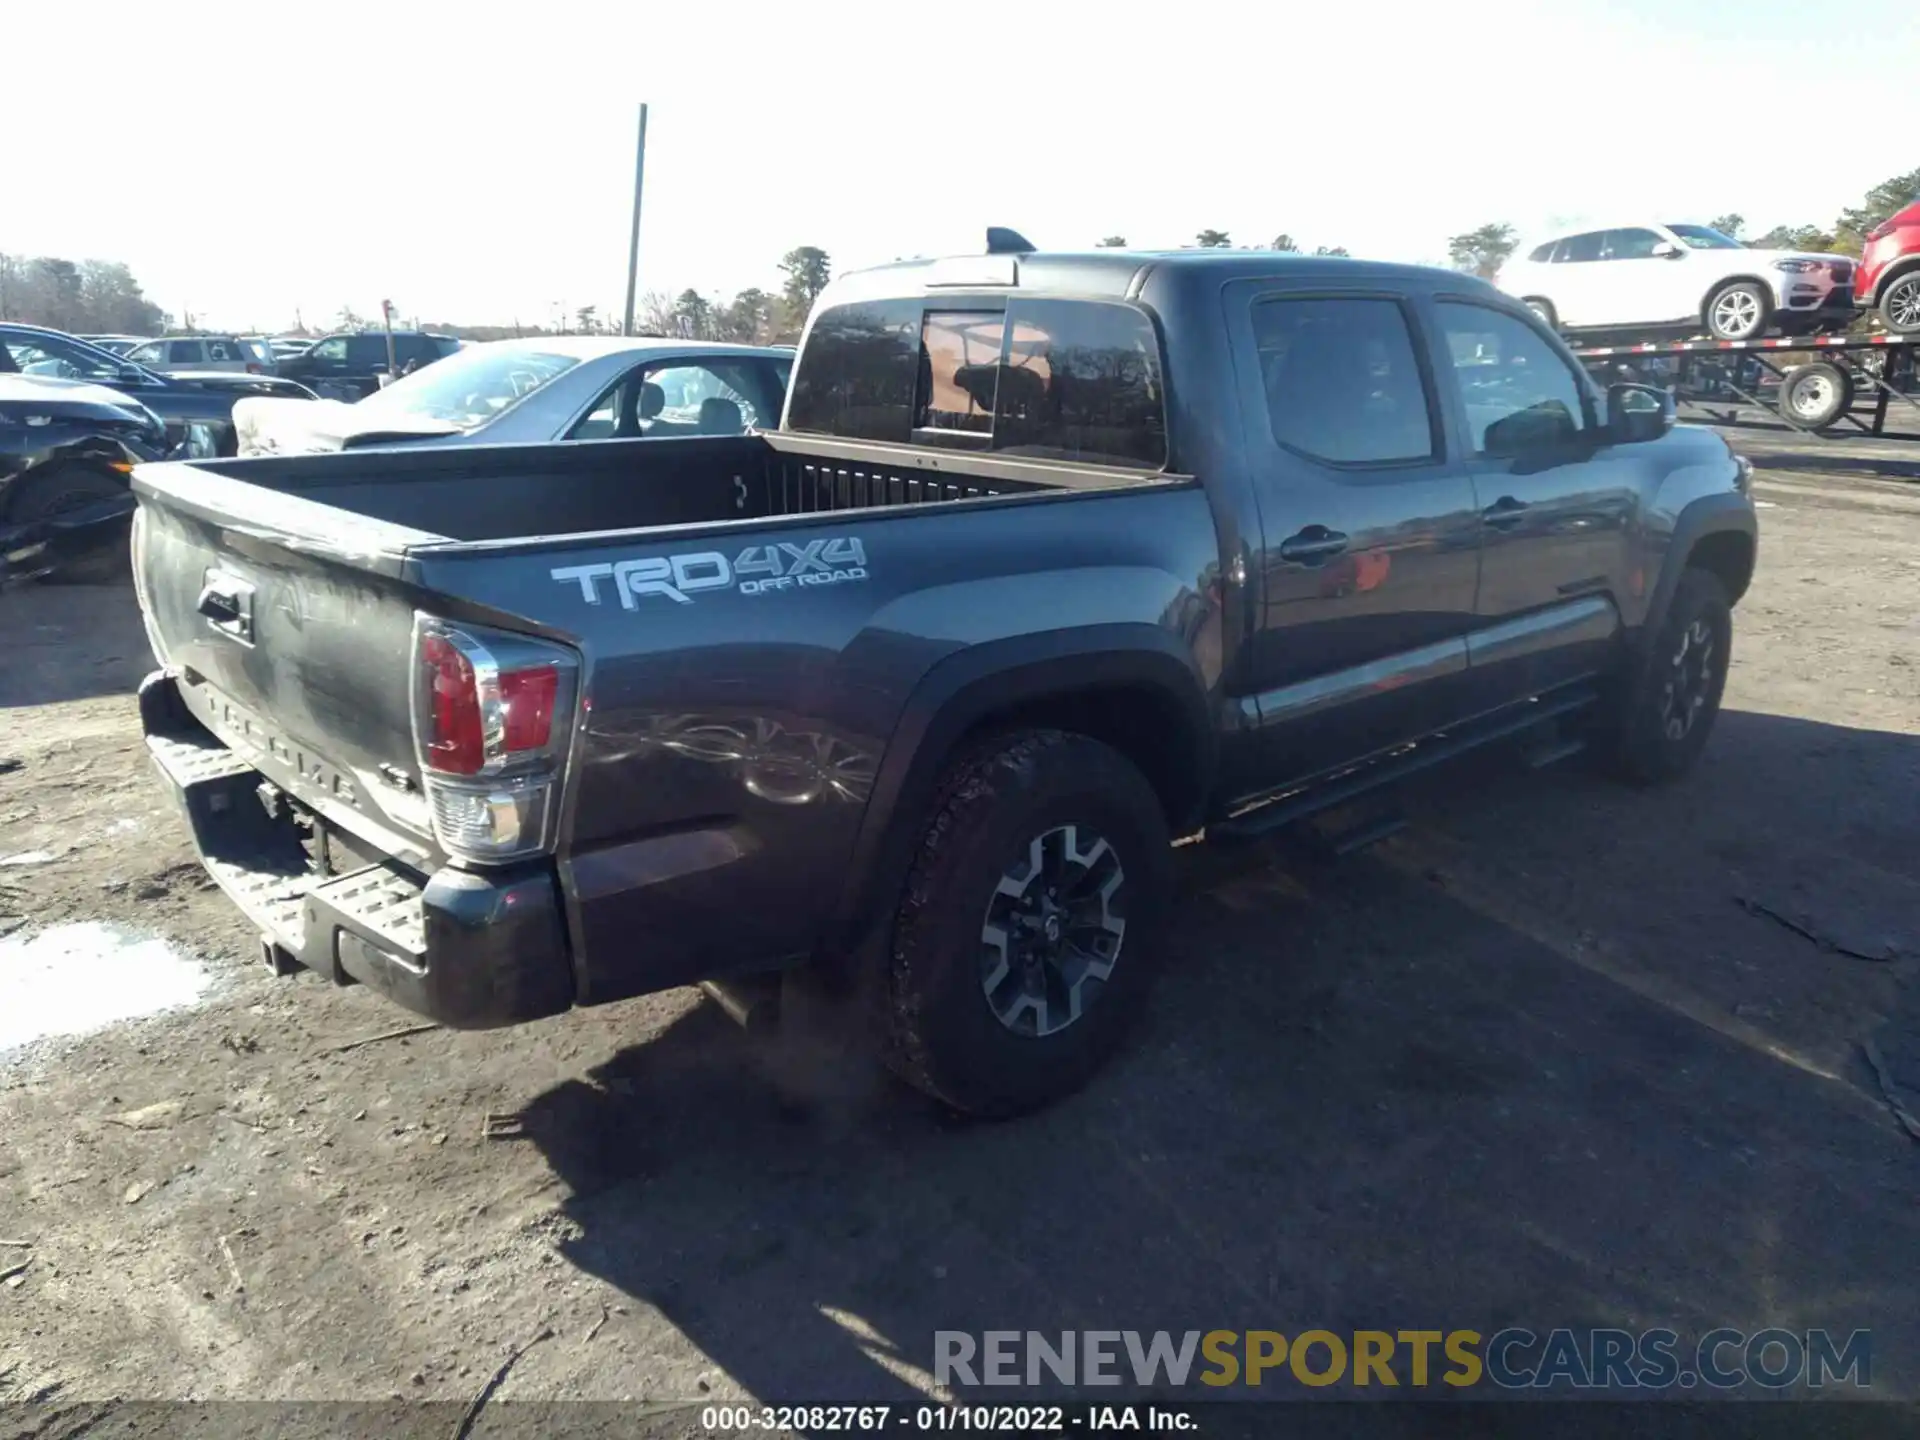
[1213,684,1600,842]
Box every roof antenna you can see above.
[986,227,1035,255]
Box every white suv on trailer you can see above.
[1500,223,1855,340]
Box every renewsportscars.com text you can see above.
[934,1328,1871,1391]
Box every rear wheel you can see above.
[1880,271,1920,335]
[881,730,1172,1118]
[1602,568,1732,784]
[1705,281,1770,341]
[1780,361,1852,430]
[8,465,129,584]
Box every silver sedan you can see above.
[232,336,792,457]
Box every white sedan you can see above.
[1500,223,1856,340]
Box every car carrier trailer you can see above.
[1569,332,1920,440]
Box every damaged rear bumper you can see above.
[139,671,575,1029]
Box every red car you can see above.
[1857,197,1920,334]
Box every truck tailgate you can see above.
[132,467,441,867]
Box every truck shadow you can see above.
[520,707,1920,1404]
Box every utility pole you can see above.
[621,103,649,336]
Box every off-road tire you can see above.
[882,729,1172,1118]
[1604,568,1732,784]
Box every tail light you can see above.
[246,362,263,374]
[1865,220,1893,242]
[411,615,580,863]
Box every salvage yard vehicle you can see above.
[124,334,277,376]
[130,240,1757,1117]
[0,324,315,457]
[274,330,461,400]
[1,372,165,585]
[232,337,790,457]
[1855,195,1920,335]
[1502,222,1856,340]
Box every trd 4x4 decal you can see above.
[553,537,868,607]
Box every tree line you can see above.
[0,254,166,334]
[11,169,1915,344]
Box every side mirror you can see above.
[1651,241,1683,259]
[1607,382,1676,442]
[116,365,150,386]
[1484,403,1578,459]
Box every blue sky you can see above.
[9,0,1916,329]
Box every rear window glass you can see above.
[916,311,1001,435]
[784,300,920,442]
[787,297,1167,468]
[994,299,1166,468]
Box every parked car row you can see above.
[1500,210,1920,340]
[234,336,791,455]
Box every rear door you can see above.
[1426,297,1638,706]
[1225,280,1483,784]
[168,339,207,370]
[1545,231,1606,326]
[200,338,247,373]
[346,336,390,393]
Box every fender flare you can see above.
[1639,491,1757,655]
[826,623,1214,957]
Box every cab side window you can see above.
[1252,296,1436,466]
[1435,303,1590,457]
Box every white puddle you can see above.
[0,922,213,1054]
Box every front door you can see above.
[1426,297,1640,706]
[1226,281,1483,791]
[1594,227,1694,326]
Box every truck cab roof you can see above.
[826,247,1496,307]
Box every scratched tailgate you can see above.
[130,458,445,865]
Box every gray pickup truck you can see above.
[131,241,1756,1116]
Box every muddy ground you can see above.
[2,426,1918,1416]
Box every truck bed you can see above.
[134,431,1175,554]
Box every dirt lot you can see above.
[2,428,1918,1412]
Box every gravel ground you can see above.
[1,429,1917,1417]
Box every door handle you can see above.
[1482,496,1529,529]
[1278,526,1350,564]
[197,571,255,643]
